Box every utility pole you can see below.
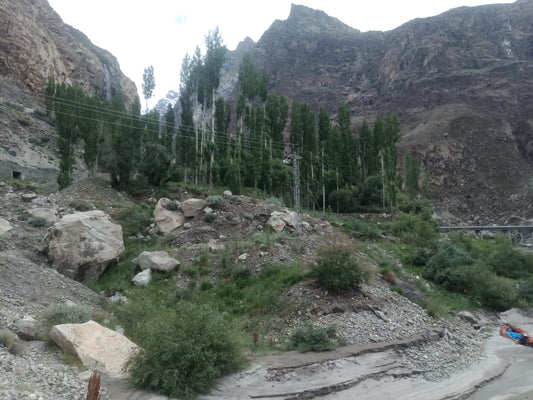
[293,151,301,234]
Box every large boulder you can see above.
[49,320,139,379]
[45,210,124,283]
[181,198,206,218]
[0,217,12,235]
[153,198,185,234]
[135,251,179,272]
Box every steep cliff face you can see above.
[0,0,137,187]
[228,1,533,222]
[0,0,137,103]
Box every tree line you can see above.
[46,28,427,212]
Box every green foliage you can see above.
[123,301,243,399]
[253,230,286,250]
[141,142,170,186]
[28,216,50,228]
[39,304,93,342]
[142,65,156,110]
[204,213,217,223]
[311,246,370,292]
[423,243,474,287]
[485,240,533,279]
[517,279,533,305]
[69,198,93,211]
[205,195,223,208]
[115,203,154,237]
[288,323,344,352]
[214,263,306,316]
[388,209,439,247]
[328,189,357,213]
[340,219,381,240]
[0,329,16,348]
[477,274,517,311]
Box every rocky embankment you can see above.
[0,179,503,400]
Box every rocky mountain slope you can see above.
[0,178,496,400]
[226,1,533,223]
[0,0,137,188]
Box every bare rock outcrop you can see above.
[45,210,124,283]
[0,0,137,103]
[49,320,139,378]
[182,198,206,218]
[0,217,12,235]
[135,251,180,272]
[153,198,185,234]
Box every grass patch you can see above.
[115,203,154,237]
[39,304,93,342]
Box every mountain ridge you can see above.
[223,0,533,223]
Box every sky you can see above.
[47,0,515,108]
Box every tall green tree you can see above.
[142,65,156,113]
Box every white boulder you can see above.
[153,198,185,234]
[0,217,12,235]
[45,210,124,283]
[49,320,139,378]
[132,269,152,286]
[135,251,179,272]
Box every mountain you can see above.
[224,1,533,223]
[0,0,137,187]
[1,0,136,103]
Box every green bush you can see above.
[288,323,344,352]
[205,195,223,208]
[28,216,50,228]
[486,243,533,279]
[311,246,370,292]
[39,304,93,341]
[0,328,16,347]
[424,243,474,287]
[124,301,243,399]
[204,213,217,223]
[116,203,154,237]
[517,279,533,305]
[388,209,439,247]
[477,274,517,311]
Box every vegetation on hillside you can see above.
[42,25,533,399]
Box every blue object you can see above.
[506,332,522,341]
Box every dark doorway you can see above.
[12,171,21,179]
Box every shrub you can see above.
[164,200,181,211]
[204,213,217,223]
[39,304,93,341]
[477,274,517,311]
[517,279,533,305]
[28,216,50,228]
[205,195,223,208]
[116,203,153,237]
[486,243,533,279]
[288,323,344,352]
[69,198,93,211]
[311,246,370,292]
[0,328,16,348]
[388,209,439,247]
[124,301,243,399]
[424,243,474,286]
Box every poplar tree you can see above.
[142,65,156,112]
